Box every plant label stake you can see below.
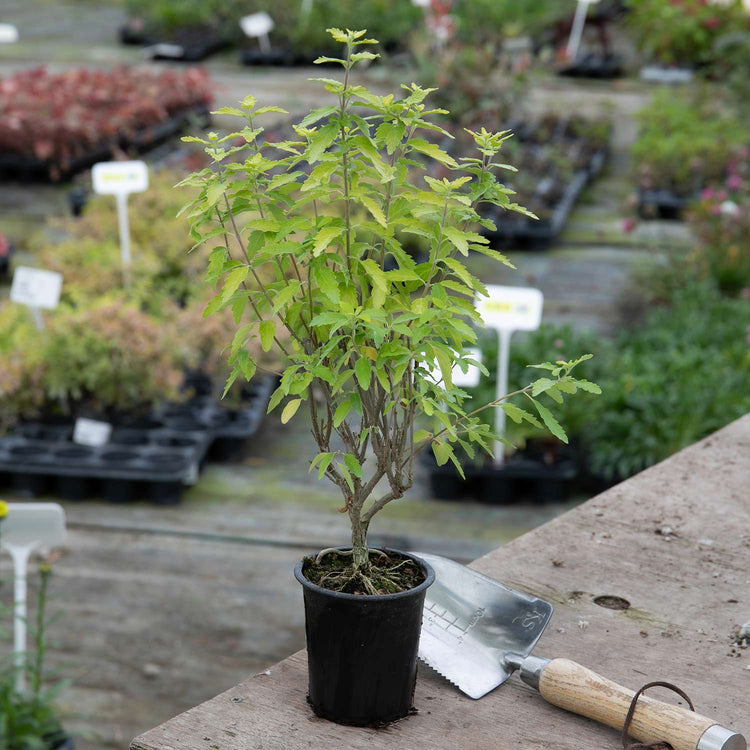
[0,24,19,43]
[566,0,600,62]
[300,0,314,22]
[477,285,543,465]
[240,12,274,54]
[92,160,149,288]
[10,266,62,330]
[1,503,66,693]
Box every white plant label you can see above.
[92,160,148,196]
[1,503,66,692]
[92,160,149,284]
[477,285,543,332]
[476,285,544,465]
[240,12,274,37]
[0,24,19,43]
[10,266,62,310]
[73,418,113,447]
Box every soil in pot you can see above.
[295,549,434,726]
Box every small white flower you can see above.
[720,200,740,217]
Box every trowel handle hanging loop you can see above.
[534,658,744,750]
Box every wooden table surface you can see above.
[132,416,750,750]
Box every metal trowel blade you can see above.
[413,552,553,699]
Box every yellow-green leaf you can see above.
[259,320,275,352]
[281,398,302,424]
[313,226,344,257]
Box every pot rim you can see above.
[294,547,435,602]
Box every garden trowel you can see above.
[414,552,745,750]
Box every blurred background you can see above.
[1,0,749,747]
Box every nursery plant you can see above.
[180,28,598,724]
[0,67,212,179]
[632,89,745,197]
[585,282,750,482]
[627,0,749,67]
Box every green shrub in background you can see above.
[452,0,566,44]
[627,0,749,66]
[0,305,45,433]
[632,89,745,195]
[587,283,750,481]
[40,298,184,417]
[125,0,252,38]
[125,0,422,53]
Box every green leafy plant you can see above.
[468,324,605,453]
[627,0,750,66]
[40,297,183,417]
[632,89,745,195]
[0,305,45,434]
[180,28,598,589]
[586,283,750,481]
[687,183,750,295]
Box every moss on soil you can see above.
[303,551,425,595]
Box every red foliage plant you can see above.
[0,66,213,171]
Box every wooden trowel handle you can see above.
[532,658,745,750]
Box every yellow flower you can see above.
[0,501,8,519]
[39,563,52,574]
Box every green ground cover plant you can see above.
[585,283,750,481]
[632,89,745,196]
[180,28,598,589]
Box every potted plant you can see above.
[180,28,598,725]
[0,506,73,749]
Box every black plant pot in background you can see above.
[294,549,434,726]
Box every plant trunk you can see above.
[351,515,369,570]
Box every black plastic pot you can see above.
[294,549,434,726]
[49,734,75,750]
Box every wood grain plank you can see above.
[132,415,750,750]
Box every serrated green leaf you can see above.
[313,226,344,256]
[573,378,602,394]
[531,378,557,397]
[501,403,542,428]
[531,399,567,443]
[306,122,339,164]
[355,357,371,390]
[343,453,363,479]
[222,266,248,302]
[333,400,351,428]
[315,266,340,305]
[432,440,453,466]
[281,398,302,424]
[444,226,469,256]
[410,139,458,168]
[259,320,275,352]
[337,461,354,492]
[361,195,387,227]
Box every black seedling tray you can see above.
[423,446,578,504]
[637,188,694,220]
[2,375,276,503]
[559,53,623,79]
[483,150,605,247]
[0,430,208,505]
